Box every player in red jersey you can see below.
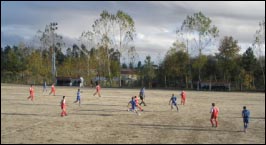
[60,96,67,117]
[49,83,56,96]
[210,103,219,128]
[27,84,34,101]
[180,90,186,105]
[134,96,143,111]
[93,81,101,97]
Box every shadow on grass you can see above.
[226,116,265,120]
[125,123,243,133]
[14,103,59,106]
[1,112,53,117]
[79,108,127,113]
[81,103,121,107]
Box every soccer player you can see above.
[43,81,47,93]
[180,90,186,105]
[27,84,34,101]
[242,106,250,133]
[127,97,139,115]
[139,87,146,106]
[210,103,219,128]
[169,94,179,112]
[134,96,143,111]
[49,83,56,96]
[60,96,67,117]
[74,88,81,106]
[93,81,101,97]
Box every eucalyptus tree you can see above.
[217,36,240,83]
[178,12,219,90]
[253,19,265,87]
[37,22,64,82]
[143,56,156,88]
[82,10,136,86]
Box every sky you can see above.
[1,1,265,64]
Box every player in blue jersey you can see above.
[169,94,179,112]
[127,97,140,115]
[242,106,250,133]
[74,89,81,106]
[43,80,47,93]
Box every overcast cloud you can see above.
[1,1,265,64]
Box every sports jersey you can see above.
[29,87,34,96]
[171,96,177,106]
[96,85,101,92]
[210,107,219,117]
[130,100,136,109]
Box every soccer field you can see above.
[1,83,265,144]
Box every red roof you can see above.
[121,69,137,75]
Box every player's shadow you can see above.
[82,103,121,107]
[73,113,115,117]
[1,112,53,117]
[43,95,62,96]
[227,116,265,120]
[79,108,126,113]
[15,103,59,106]
[127,123,242,133]
[250,117,265,120]
[74,108,130,116]
[1,98,26,101]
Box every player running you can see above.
[27,84,34,101]
[93,81,101,97]
[43,80,47,93]
[169,94,179,112]
[60,96,67,117]
[134,96,143,111]
[49,83,56,96]
[74,88,81,106]
[127,97,140,115]
[139,87,146,106]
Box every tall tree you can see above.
[253,19,265,88]
[179,12,219,90]
[163,41,189,88]
[127,46,138,68]
[143,56,156,88]
[217,36,240,82]
[202,55,219,80]
[37,22,64,82]
[241,47,257,89]
[85,10,136,86]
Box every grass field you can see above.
[1,83,265,144]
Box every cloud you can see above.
[1,1,265,63]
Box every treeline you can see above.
[1,38,264,91]
[1,44,121,86]
[1,10,265,91]
[157,37,265,91]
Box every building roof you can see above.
[121,69,137,75]
[56,76,81,80]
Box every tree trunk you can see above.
[260,65,265,89]
[185,75,188,89]
[105,46,112,87]
[209,76,212,91]
[165,75,167,88]
[197,68,201,91]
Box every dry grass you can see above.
[1,83,265,144]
